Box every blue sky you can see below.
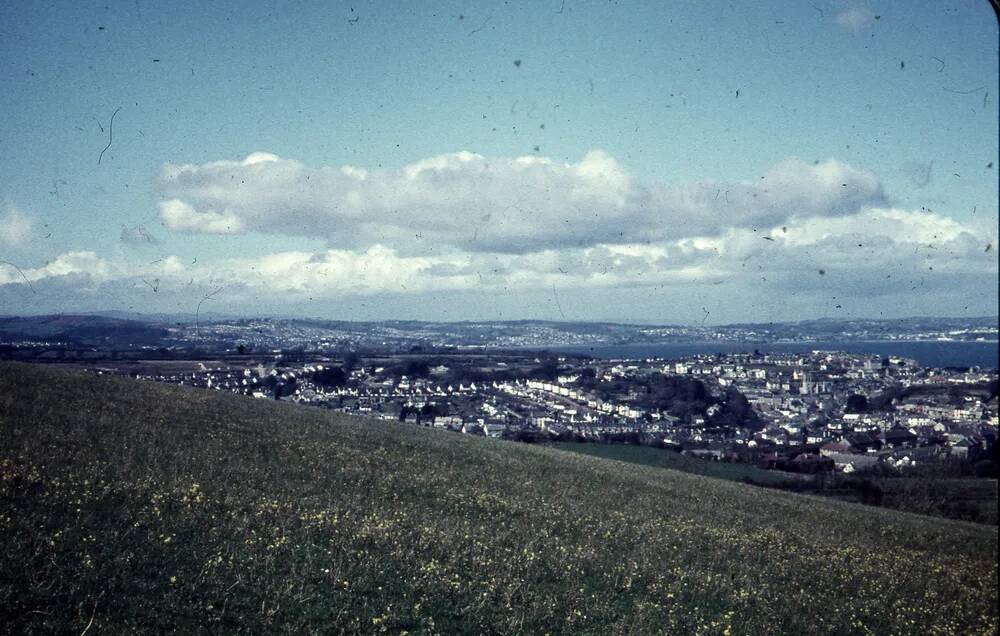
[0,0,996,324]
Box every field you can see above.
[552,442,999,525]
[549,442,807,486]
[875,476,998,524]
[1,362,997,634]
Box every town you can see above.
[89,347,999,477]
[3,314,997,361]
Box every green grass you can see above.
[549,442,806,486]
[1,362,997,634]
[875,477,999,525]
[551,442,1000,525]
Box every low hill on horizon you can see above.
[2,312,997,350]
[0,363,996,634]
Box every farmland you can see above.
[0,362,997,634]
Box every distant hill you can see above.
[0,363,996,633]
[2,313,997,356]
[0,314,170,345]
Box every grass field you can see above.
[549,442,807,486]
[1,362,997,634]
[551,442,999,525]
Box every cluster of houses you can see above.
[661,352,996,471]
[104,349,997,475]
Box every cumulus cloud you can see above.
[157,151,884,254]
[834,7,876,33]
[0,252,199,293]
[0,251,114,285]
[0,205,33,246]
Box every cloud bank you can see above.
[2,150,993,320]
[4,209,993,311]
[157,151,885,254]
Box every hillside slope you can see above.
[551,441,1000,525]
[0,363,996,634]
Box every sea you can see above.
[547,340,999,369]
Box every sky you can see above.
[0,0,997,325]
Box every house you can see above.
[881,427,917,449]
[827,452,879,473]
[483,423,507,438]
[820,441,851,457]
[433,415,462,430]
[460,422,483,436]
[804,428,827,445]
[846,432,882,454]
[791,453,834,473]
[546,422,570,437]
[949,438,972,459]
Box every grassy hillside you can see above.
[0,363,996,634]
[549,442,806,486]
[551,442,999,525]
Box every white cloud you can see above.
[0,251,113,285]
[156,151,885,254]
[834,7,876,33]
[691,208,996,300]
[0,205,33,246]
[159,199,244,234]
[241,151,281,165]
[776,207,976,247]
[5,206,992,318]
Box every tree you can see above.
[274,380,297,399]
[642,375,710,418]
[856,479,884,506]
[404,359,430,378]
[528,359,561,381]
[845,394,868,413]
[421,402,446,418]
[313,366,347,388]
[343,351,361,372]
[709,387,763,432]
